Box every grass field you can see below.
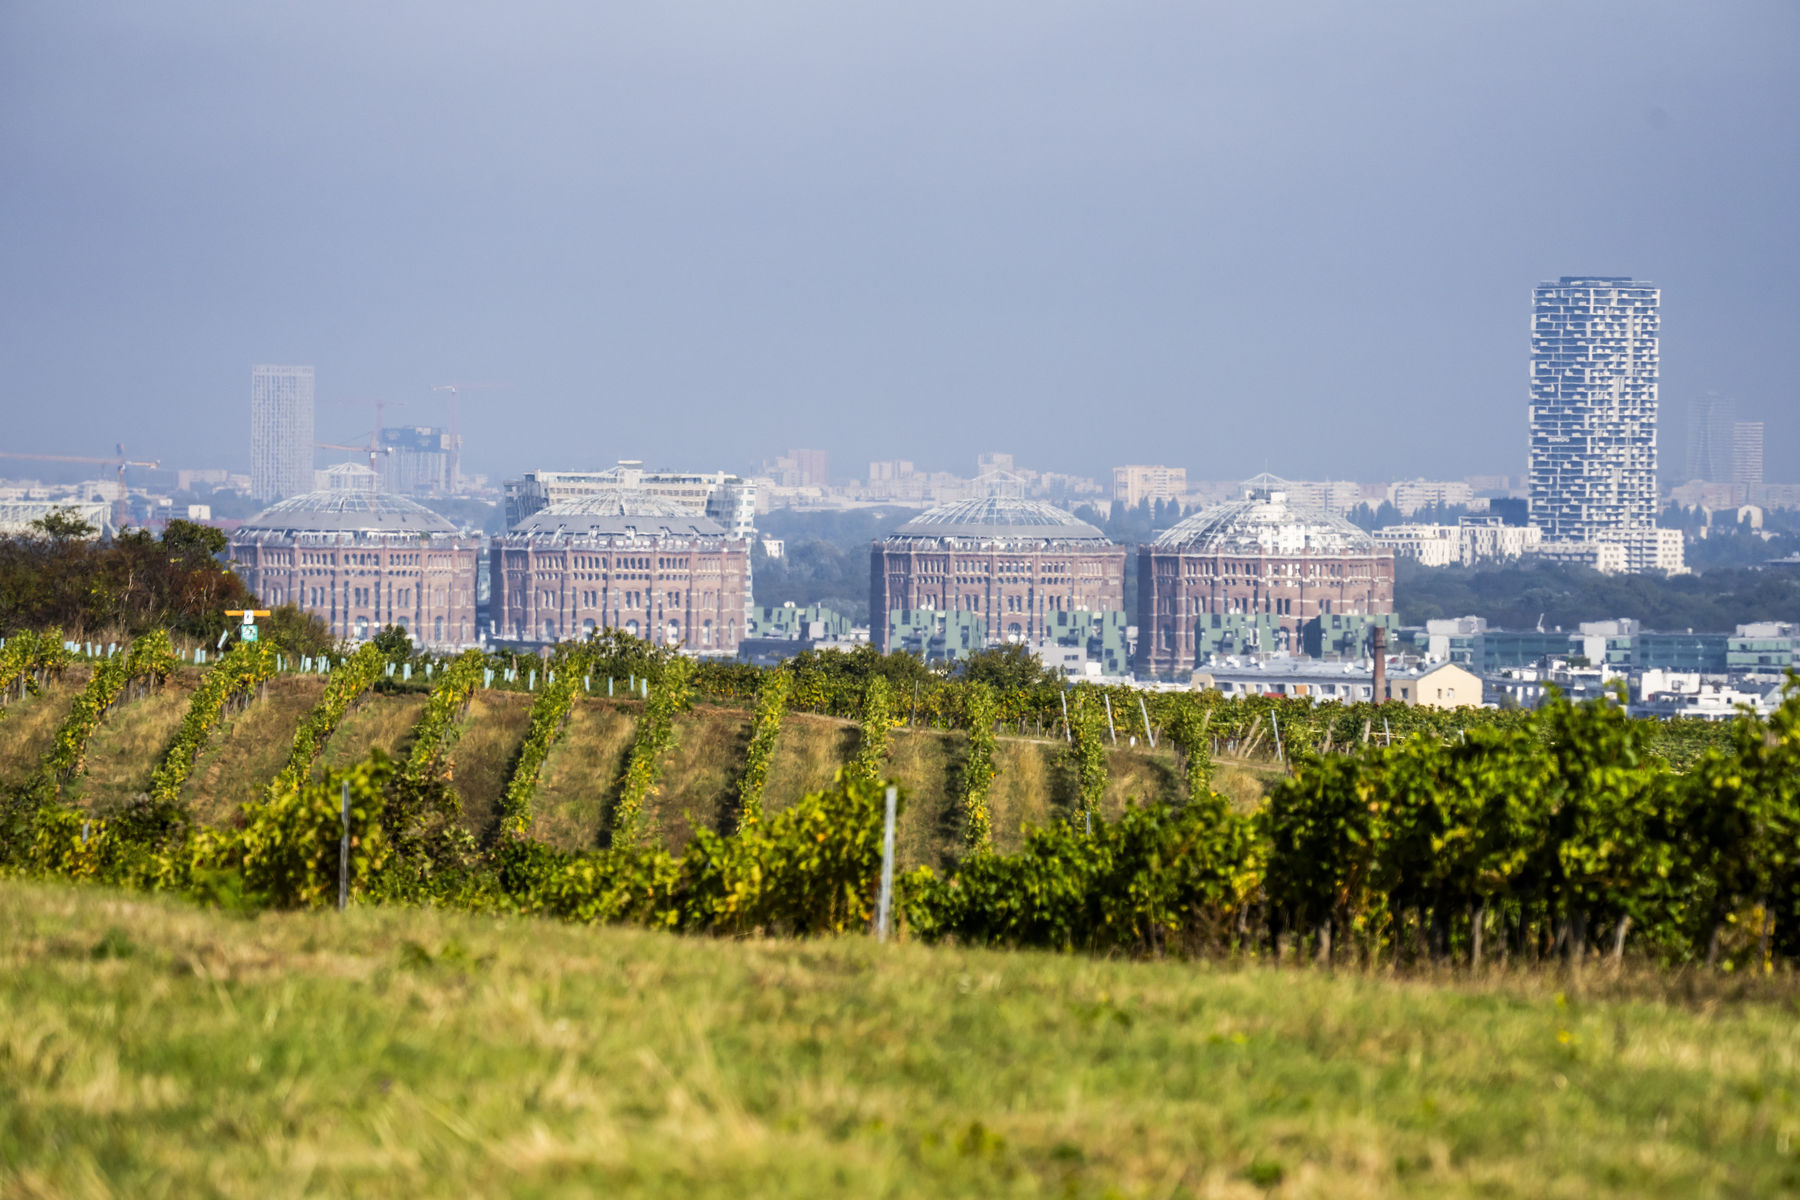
[3,881,1797,1198]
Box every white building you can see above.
[1629,671,1779,721]
[504,464,757,538]
[1528,540,1629,574]
[0,499,112,539]
[1375,518,1542,568]
[1373,524,1460,567]
[1528,278,1662,563]
[1194,657,1483,709]
[1596,527,1687,574]
[1387,479,1474,516]
[250,364,315,502]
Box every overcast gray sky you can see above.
[3,2,1795,485]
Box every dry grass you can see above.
[4,879,1798,1198]
[316,691,428,777]
[0,671,88,792]
[759,709,857,816]
[67,674,200,815]
[183,676,325,826]
[531,700,639,849]
[443,691,535,836]
[648,705,755,849]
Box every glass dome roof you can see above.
[883,496,1110,547]
[1154,474,1378,556]
[510,491,728,540]
[238,488,460,535]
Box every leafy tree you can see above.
[955,644,1060,691]
[29,507,98,542]
[371,624,414,660]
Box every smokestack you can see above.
[1371,625,1387,704]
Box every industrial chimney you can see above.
[1371,625,1387,704]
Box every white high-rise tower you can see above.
[1528,278,1660,541]
[250,364,315,501]
[1527,279,1682,573]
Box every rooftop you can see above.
[883,496,1110,547]
[1154,474,1380,556]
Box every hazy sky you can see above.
[3,3,1795,486]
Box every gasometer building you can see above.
[1135,474,1395,677]
[869,495,1126,653]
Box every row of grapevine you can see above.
[494,653,590,839]
[845,676,893,790]
[0,629,71,712]
[958,682,998,850]
[146,641,280,808]
[608,657,694,847]
[399,648,487,789]
[267,642,387,796]
[34,631,176,789]
[1064,690,1110,820]
[732,670,790,830]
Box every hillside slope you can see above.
[0,668,1265,866]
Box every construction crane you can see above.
[430,382,511,493]
[0,445,159,502]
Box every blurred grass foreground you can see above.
[3,880,1798,1198]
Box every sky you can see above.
[2,2,1796,487]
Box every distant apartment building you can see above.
[1528,277,1660,541]
[1528,540,1628,574]
[977,452,1015,475]
[1387,479,1474,516]
[250,364,315,502]
[1528,277,1676,573]
[1374,517,1542,568]
[762,449,828,487]
[1112,464,1188,508]
[378,426,452,496]
[1685,393,1736,483]
[503,464,756,539]
[1733,421,1764,488]
[1274,480,1381,516]
[1372,524,1459,567]
[868,459,915,483]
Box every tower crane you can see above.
[430,382,512,493]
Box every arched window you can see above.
[1006,623,1022,642]
[702,620,713,646]
[582,618,597,636]
[543,618,557,640]
[354,616,369,640]
[626,619,640,637]
[433,617,444,642]
[667,620,681,643]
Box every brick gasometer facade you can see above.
[492,537,748,654]
[869,542,1126,651]
[1133,476,1395,678]
[230,474,480,648]
[232,535,480,647]
[868,496,1126,652]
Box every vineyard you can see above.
[1,629,1796,972]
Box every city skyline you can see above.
[3,5,1796,485]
